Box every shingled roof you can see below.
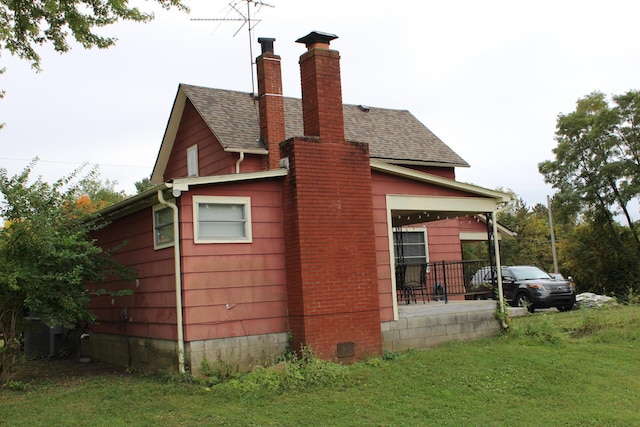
[152,84,469,182]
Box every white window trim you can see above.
[153,203,175,250]
[394,226,429,265]
[193,196,253,244]
[187,144,199,177]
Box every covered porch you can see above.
[385,193,511,319]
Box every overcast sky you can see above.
[2,0,639,210]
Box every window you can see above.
[393,228,428,265]
[187,144,198,177]
[153,204,174,249]
[193,196,252,243]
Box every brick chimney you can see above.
[256,37,285,170]
[280,32,382,362]
[296,31,345,144]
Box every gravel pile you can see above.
[576,292,616,308]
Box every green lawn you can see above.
[2,305,639,426]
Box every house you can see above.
[89,31,511,374]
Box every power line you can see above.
[0,157,148,169]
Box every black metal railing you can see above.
[395,259,491,304]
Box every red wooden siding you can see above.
[177,178,288,342]
[400,165,456,180]
[162,100,263,181]
[425,219,463,262]
[458,215,491,234]
[90,177,287,344]
[89,206,178,341]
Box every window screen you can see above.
[153,205,174,249]
[393,228,428,264]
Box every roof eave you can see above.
[94,183,168,221]
[372,157,470,168]
[169,168,287,191]
[370,160,511,203]
[151,86,187,184]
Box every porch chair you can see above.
[397,264,428,304]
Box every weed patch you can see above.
[508,313,565,345]
[226,345,350,398]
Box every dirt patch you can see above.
[9,356,129,386]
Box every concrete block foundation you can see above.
[382,301,502,353]
[90,332,289,375]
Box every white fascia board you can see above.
[460,231,502,241]
[151,87,187,184]
[171,168,288,189]
[225,147,269,155]
[95,183,168,220]
[386,194,499,213]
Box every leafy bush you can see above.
[227,345,349,397]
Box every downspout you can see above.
[235,151,245,174]
[491,209,508,329]
[157,187,186,373]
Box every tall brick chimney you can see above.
[280,31,382,362]
[256,37,285,170]
[296,31,346,144]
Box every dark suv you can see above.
[468,265,576,312]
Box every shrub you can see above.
[227,345,350,396]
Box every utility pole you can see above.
[547,195,559,274]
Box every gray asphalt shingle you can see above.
[182,84,469,167]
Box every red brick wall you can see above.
[281,137,382,360]
[281,43,381,361]
[256,53,285,170]
[299,48,345,143]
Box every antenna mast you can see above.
[191,1,275,95]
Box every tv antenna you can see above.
[191,1,275,95]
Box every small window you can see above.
[393,228,428,265]
[193,196,252,243]
[187,145,198,177]
[153,204,174,249]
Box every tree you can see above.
[77,169,128,210]
[558,214,640,296]
[134,177,157,194]
[1,0,188,70]
[497,197,554,270]
[539,91,640,251]
[0,161,132,386]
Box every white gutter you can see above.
[157,187,186,373]
[235,151,245,174]
[491,210,508,329]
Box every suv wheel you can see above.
[516,292,535,313]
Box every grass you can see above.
[1,305,640,426]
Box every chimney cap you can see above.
[295,31,338,49]
[258,37,276,55]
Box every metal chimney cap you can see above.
[258,37,276,54]
[295,31,338,49]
